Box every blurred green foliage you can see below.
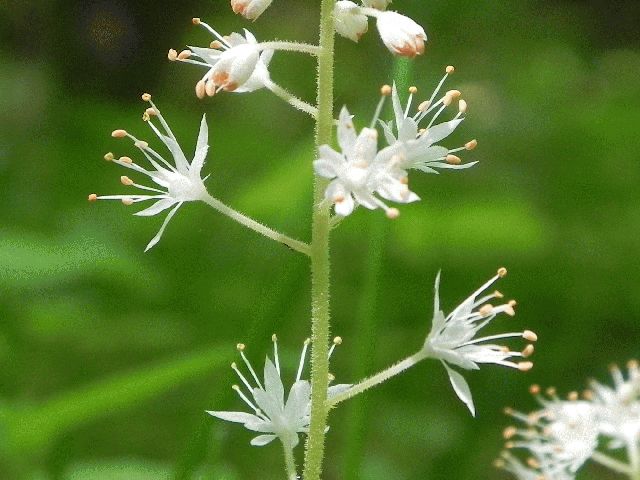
[0,0,639,478]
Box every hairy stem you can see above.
[201,194,310,255]
[302,0,336,478]
[326,351,427,408]
[258,41,321,56]
[263,78,319,118]
[282,440,298,480]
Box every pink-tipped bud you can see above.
[376,11,427,57]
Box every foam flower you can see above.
[169,19,270,98]
[422,268,537,416]
[208,336,351,449]
[335,1,369,42]
[379,67,478,174]
[230,0,273,21]
[89,95,209,251]
[314,106,419,218]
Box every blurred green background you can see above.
[1,0,639,478]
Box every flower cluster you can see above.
[315,68,477,218]
[208,336,351,449]
[334,1,426,57]
[88,95,210,251]
[421,268,537,416]
[498,361,640,479]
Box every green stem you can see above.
[282,440,298,480]
[326,351,427,408]
[201,194,310,255]
[263,78,319,118]
[302,0,336,478]
[258,41,321,56]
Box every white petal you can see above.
[188,46,223,66]
[144,202,182,252]
[391,83,404,130]
[350,127,378,163]
[421,119,464,145]
[263,357,285,407]
[190,114,209,177]
[379,120,397,146]
[207,410,262,424]
[443,362,475,417]
[250,434,277,446]
[433,271,442,319]
[284,380,311,420]
[134,198,177,217]
[338,106,357,155]
[313,159,339,179]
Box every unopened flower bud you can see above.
[335,1,369,43]
[230,0,273,21]
[376,11,426,57]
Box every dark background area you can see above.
[1,0,639,478]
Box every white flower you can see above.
[375,11,426,57]
[589,360,640,449]
[361,0,392,10]
[314,107,419,218]
[422,268,537,416]
[169,20,271,98]
[500,387,600,479]
[230,0,273,21]
[89,95,209,251]
[208,336,351,449]
[335,1,369,43]
[379,68,478,174]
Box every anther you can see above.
[443,94,453,106]
[465,139,478,150]
[141,93,151,102]
[497,267,508,277]
[446,154,462,165]
[192,17,201,25]
[237,343,246,351]
[503,426,517,439]
[479,304,494,316]
[178,50,192,60]
[103,152,114,161]
[503,407,514,415]
[231,362,237,369]
[518,362,533,372]
[232,384,241,392]
[504,304,516,317]
[380,84,392,96]
[418,100,430,112]
[582,389,594,400]
[446,89,461,99]
[522,345,535,358]
[386,208,400,219]
[119,156,133,164]
[88,193,97,202]
[111,129,127,138]
[205,81,216,97]
[408,86,418,94]
[529,384,540,395]
[210,40,223,49]
[333,336,342,345]
[333,194,345,203]
[145,107,157,117]
[120,176,134,186]
[523,330,538,342]
[508,300,517,307]
[445,65,455,74]
[167,49,178,61]
[504,441,514,449]
[628,359,639,370]
[142,112,150,122]
[195,80,206,100]
[272,334,277,342]
[121,198,134,206]
[567,391,579,401]
[494,290,504,299]
[328,373,335,382]
[546,387,556,396]
[458,99,467,113]
[134,140,148,149]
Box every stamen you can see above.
[112,129,128,138]
[328,336,342,359]
[167,49,178,61]
[458,99,467,113]
[385,207,400,219]
[121,198,134,206]
[177,50,192,60]
[522,345,535,358]
[134,140,149,149]
[529,384,541,395]
[141,93,151,102]
[567,391,579,401]
[119,156,133,164]
[237,344,263,390]
[446,154,462,165]
[380,84,392,96]
[195,80,206,99]
[446,65,455,74]
[523,330,538,342]
[120,176,134,186]
[479,304,494,316]
[103,152,114,161]
[210,40,223,49]
[195,19,232,49]
[497,267,508,277]
[465,139,478,150]
[518,362,533,372]
[88,193,97,202]
[231,361,254,392]
[272,334,280,376]
[232,384,260,412]
[296,338,311,382]
[370,87,389,128]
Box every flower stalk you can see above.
[302,0,337,478]
[282,440,298,480]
